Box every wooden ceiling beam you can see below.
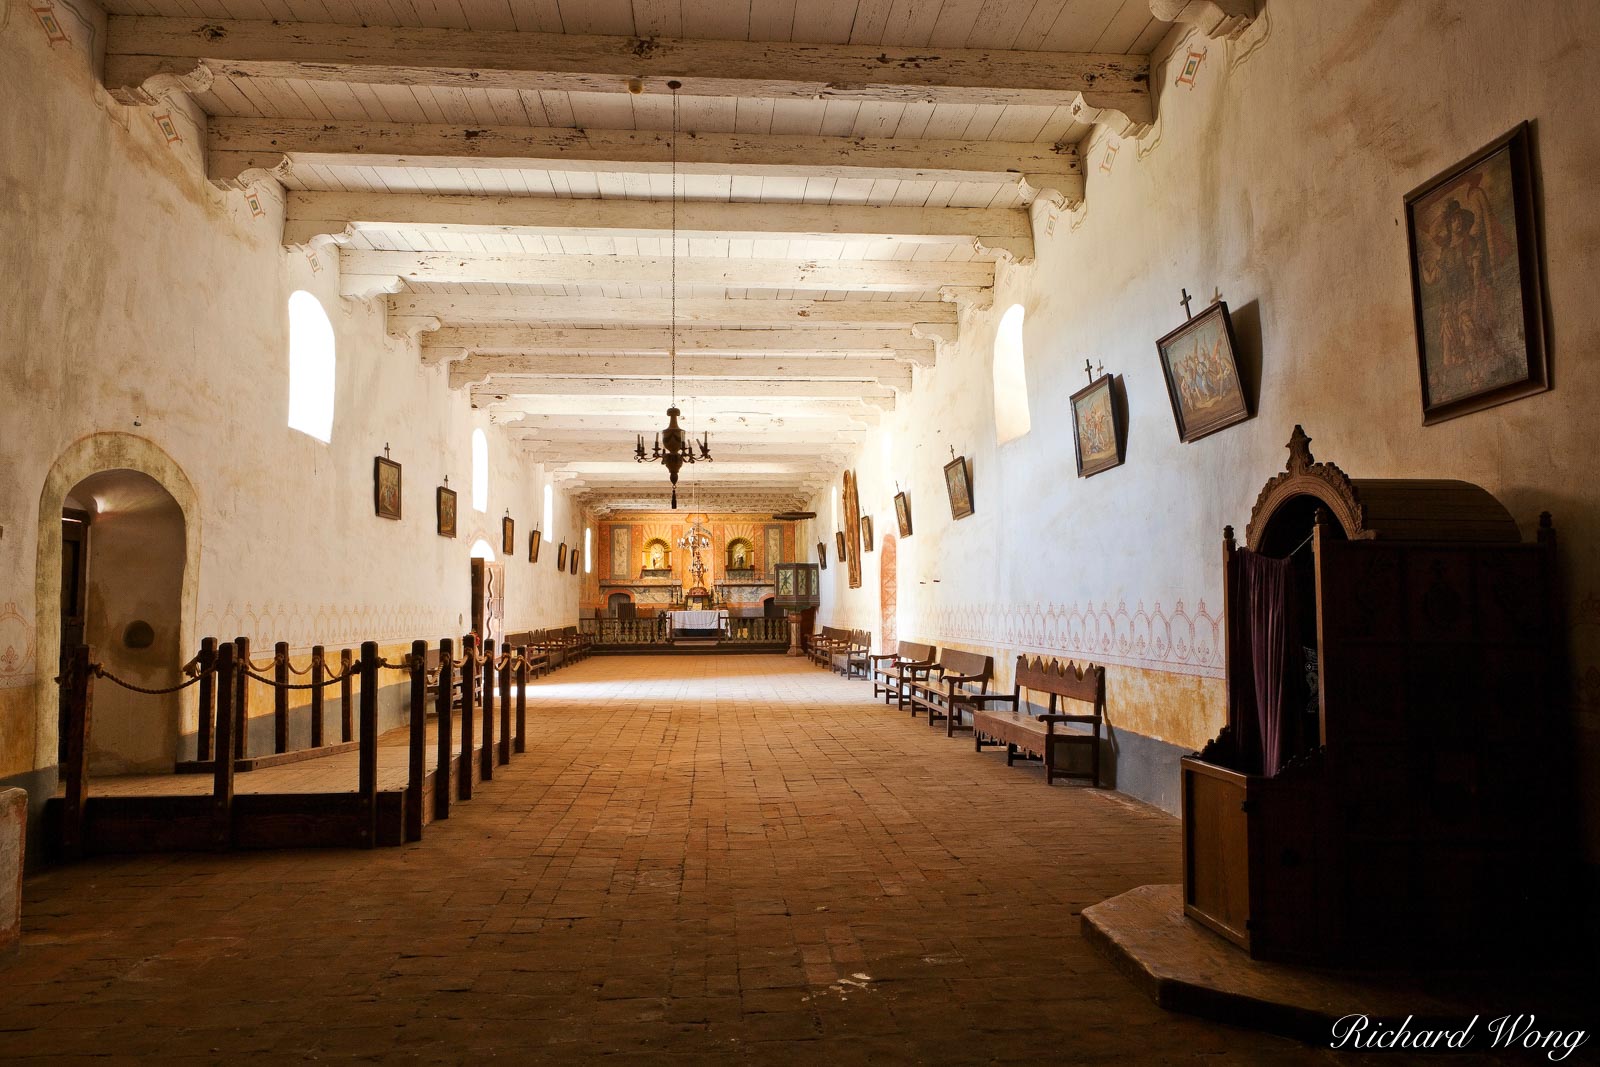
[106,18,1150,132]
[388,294,957,330]
[476,379,896,408]
[451,353,913,390]
[343,250,989,300]
[286,191,1031,260]
[428,325,932,360]
[209,117,1080,203]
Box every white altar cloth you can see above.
[669,610,726,633]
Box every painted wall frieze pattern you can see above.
[919,598,1225,679]
[198,601,459,654]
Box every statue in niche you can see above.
[642,538,671,574]
[649,543,665,569]
[726,537,755,571]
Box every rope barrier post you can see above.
[234,636,250,759]
[434,638,453,821]
[358,641,378,849]
[481,643,495,782]
[60,645,93,861]
[211,643,237,851]
[459,634,476,801]
[196,637,217,762]
[498,642,512,766]
[515,645,528,755]
[339,648,354,743]
[273,640,289,754]
[310,645,325,749]
[406,639,426,843]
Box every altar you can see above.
[668,609,728,637]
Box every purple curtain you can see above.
[1230,550,1302,777]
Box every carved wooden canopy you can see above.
[1243,426,1368,552]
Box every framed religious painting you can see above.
[1155,301,1250,442]
[373,456,402,520]
[557,542,568,570]
[436,485,457,537]
[529,531,541,563]
[501,515,515,556]
[1070,374,1125,478]
[835,530,848,562]
[1405,122,1548,424]
[943,456,974,520]
[860,515,874,552]
[894,491,913,538]
[817,542,828,569]
[570,550,580,575]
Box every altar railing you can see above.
[580,617,789,646]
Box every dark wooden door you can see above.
[59,509,90,762]
[471,560,506,647]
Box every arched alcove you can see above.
[35,434,200,770]
[64,471,186,773]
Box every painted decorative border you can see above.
[919,599,1225,679]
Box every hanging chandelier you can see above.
[633,79,711,509]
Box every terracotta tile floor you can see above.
[3,655,1381,1063]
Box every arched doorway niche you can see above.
[35,434,200,772]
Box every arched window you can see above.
[992,303,1031,444]
[543,484,554,542]
[471,429,489,512]
[469,538,495,561]
[287,291,335,442]
[583,527,592,573]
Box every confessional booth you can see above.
[1182,427,1574,966]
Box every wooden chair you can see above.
[969,656,1105,787]
[904,649,994,736]
[869,642,937,708]
[808,626,848,667]
[831,630,872,678]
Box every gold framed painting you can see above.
[436,486,457,537]
[1069,374,1125,478]
[817,542,827,570]
[557,542,568,570]
[529,531,541,563]
[835,530,848,562]
[860,515,874,552]
[1405,122,1548,424]
[943,456,973,520]
[1156,301,1250,443]
[374,456,402,520]
[894,492,913,538]
[501,515,515,556]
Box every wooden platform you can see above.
[592,641,788,655]
[45,710,500,854]
[1082,884,1592,1044]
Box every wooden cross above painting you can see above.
[1156,300,1251,443]
[1405,122,1548,424]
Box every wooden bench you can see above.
[905,649,994,736]
[808,626,849,667]
[869,642,938,708]
[830,629,872,678]
[531,628,567,670]
[503,632,550,678]
[969,656,1106,787]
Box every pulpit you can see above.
[773,562,821,657]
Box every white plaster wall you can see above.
[0,7,580,780]
[816,1,1600,841]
